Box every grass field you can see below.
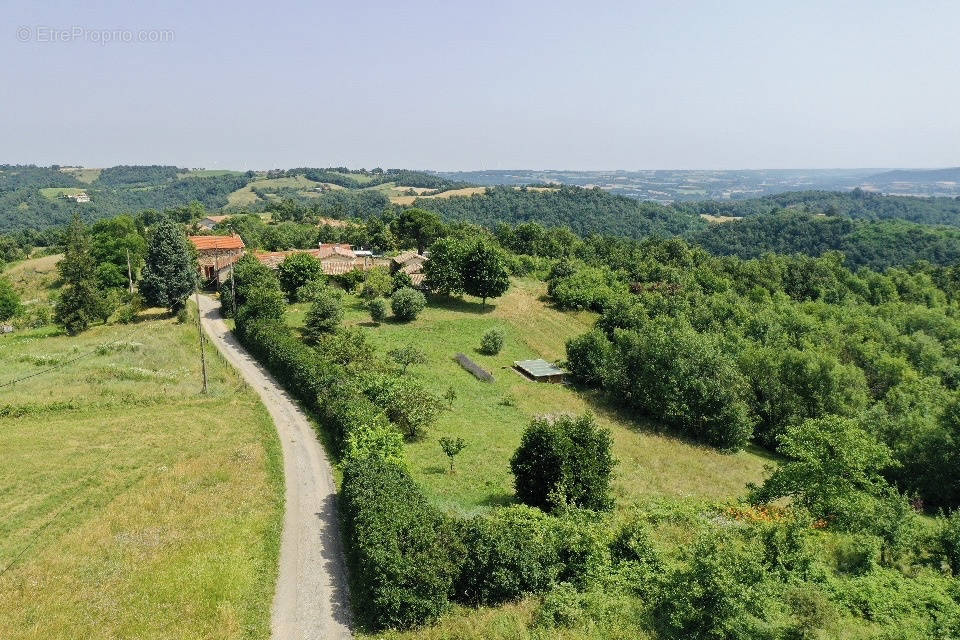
[177,169,245,179]
[0,259,283,639]
[390,186,488,206]
[5,253,61,303]
[289,278,770,514]
[226,175,322,208]
[59,167,102,183]
[389,186,559,206]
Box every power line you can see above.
[0,461,106,578]
[0,323,147,389]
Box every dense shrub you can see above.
[364,374,443,440]
[565,329,612,386]
[341,456,464,630]
[479,327,505,355]
[368,297,387,323]
[454,506,561,606]
[276,252,324,300]
[510,413,616,512]
[235,286,286,327]
[359,268,393,300]
[303,287,343,341]
[942,511,960,575]
[0,277,22,321]
[605,320,754,450]
[391,287,426,322]
[657,531,778,640]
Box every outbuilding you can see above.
[513,359,568,384]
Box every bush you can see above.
[303,287,343,342]
[235,285,286,329]
[392,269,413,292]
[277,252,324,300]
[942,510,960,575]
[368,297,387,323]
[605,319,754,450]
[454,506,560,606]
[479,327,505,355]
[391,287,426,322]
[0,277,22,321]
[360,268,393,300]
[364,374,444,440]
[657,531,777,640]
[294,278,328,303]
[510,413,616,513]
[341,456,464,630]
[565,329,612,387]
[219,284,236,317]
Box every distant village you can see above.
[189,215,427,287]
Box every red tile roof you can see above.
[189,234,245,250]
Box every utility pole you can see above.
[126,248,134,294]
[195,289,208,394]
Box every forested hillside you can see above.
[412,185,705,239]
[680,189,960,225]
[692,211,960,269]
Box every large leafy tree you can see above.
[139,217,197,312]
[391,208,445,254]
[423,237,466,296]
[0,277,22,321]
[510,413,616,512]
[462,239,510,306]
[277,252,324,300]
[90,215,147,291]
[54,215,105,334]
[748,415,894,528]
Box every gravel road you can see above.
[198,295,352,639]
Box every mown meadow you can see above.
[0,257,283,640]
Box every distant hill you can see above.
[867,167,960,183]
[0,165,474,232]
[689,210,960,269]
[675,189,960,226]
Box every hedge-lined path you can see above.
[198,295,353,640]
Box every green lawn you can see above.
[226,175,322,208]
[289,278,770,514]
[0,290,283,638]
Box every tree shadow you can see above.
[427,295,495,315]
[479,491,515,508]
[423,464,448,475]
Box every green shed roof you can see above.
[514,359,567,378]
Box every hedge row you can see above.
[341,456,464,629]
[234,299,620,631]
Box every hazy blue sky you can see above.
[3,0,959,170]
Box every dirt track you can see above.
[198,295,352,639]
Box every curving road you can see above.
[198,295,352,640]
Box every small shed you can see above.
[514,359,568,384]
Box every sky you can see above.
[2,0,959,171]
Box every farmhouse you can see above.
[63,191,91,203]
[254,244,389,276]
[391,250,429,286]
[199,215,232,230]
[188,234,246,281]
